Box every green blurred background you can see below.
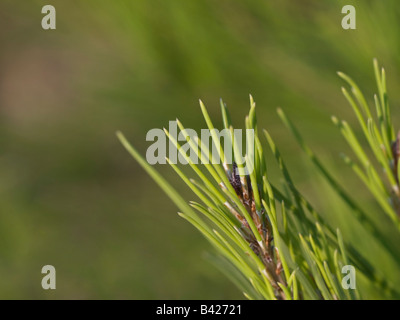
[1,0,400,299]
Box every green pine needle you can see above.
[118,60,400,300]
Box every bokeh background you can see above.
[1,0,400,299]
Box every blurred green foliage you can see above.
[1,0,400,299]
